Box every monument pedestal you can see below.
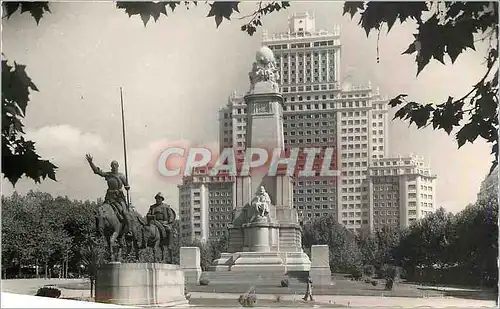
[95,263,188,307]
[180,247,202,285]
[212,220,311,273]
[309,245,332,286]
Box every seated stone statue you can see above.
[251,186,271,219]
[231,186,272,226]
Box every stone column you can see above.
[180,247,202,285]
[309,245,331,286]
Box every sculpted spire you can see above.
[248,46,280,93]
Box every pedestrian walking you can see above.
[302,276,314,301]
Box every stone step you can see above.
[200,270,308,285]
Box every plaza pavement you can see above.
[189,292,497,308]
[1,278,497,308]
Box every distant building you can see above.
[363,155,437,231]
[477,166,498,201]
[177,167,235,243]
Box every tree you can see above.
[302,215,362,273]
[2,191,99,279]
[1,1,290,186]
[344,2,499,174]
[374,226,402,266]
[395,208,454,271]
[80,237,107,298]
[356,230,378,266]
[206,232,229,265]
[451,195,498,287]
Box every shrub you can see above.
[238,287,257,307]
[199,278,209,286]
[363,265,376,278]
[280,279,289,287]
[350,268,363,280]
[35,286,61,298]
[371,280,378,286]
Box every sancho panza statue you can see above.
[146,192,176,250]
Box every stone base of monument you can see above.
[309,267,332,286]
[211,218,311,273]
[180,247,202,285]
[95,263,188,307]
[309,245,332,286]
[210,251,310,273]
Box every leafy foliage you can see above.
[114,1,290,35]
[181,233,229,271]
[300,176,498,287]
[2,191,99,279]
[35,286,61,298]
[199,278,209,285]
[239,1,290,36]
[3,2,51,24]
[302,215,362,273]
[344,2,499,173]
[238,286,257,307]
[2,58,58,186]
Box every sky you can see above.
[2,1,493,215]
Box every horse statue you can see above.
[127,209,177,263]
[95,203,134,262]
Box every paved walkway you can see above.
[190,292,497,308]
[2,279,496,308]
[1,278,86,295]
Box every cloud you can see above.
[26,124,107,167]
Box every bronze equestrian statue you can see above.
[86,154,133,262]
[127,193,177,263]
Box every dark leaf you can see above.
[410,104,434,128]
[428,97,464,134]
[140,12,151,26]
[207,2,240,27]
[343,2,364,18]
[402,42,416,55]
[19,2,51,24]
[388,94,407,107]
[489,142,498,175]
[456,122,480,148]
[168,1,180,12]
[4,2,20,18]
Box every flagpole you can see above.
[120,87,131,209]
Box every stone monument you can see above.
[86,155,188,307]
[210,46,311,274]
